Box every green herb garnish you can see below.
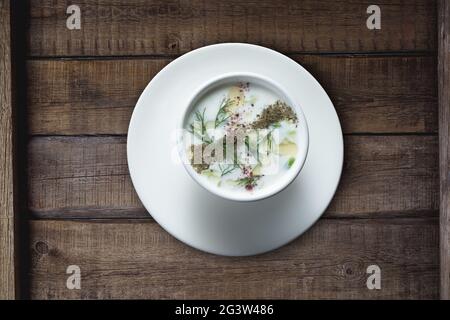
[218,163,239,177]
[287,157,295,168]
[190,108,213,144]
[214,98,233,128]
[235,175,261,190]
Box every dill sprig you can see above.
[214,98,233,128]
[189,108,212,144]
[218,163,239,177]
[235,175,261,188]
[195,108,207,135]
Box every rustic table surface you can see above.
[1,0,450,299]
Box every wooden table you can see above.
[1,0,449,299]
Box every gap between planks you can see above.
[26,51,437,61]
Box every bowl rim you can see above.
[177,71,309,202]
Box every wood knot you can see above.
[345,266,353,275]
[35,241,49,255]
[166,33,180,51]
[342,261,361,279]
[168,41,178,50]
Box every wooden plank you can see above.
[27,135,438,219]
[438,0,450,300]
[28,0,436,57]
[27,59,169,135]
[0,0,17,300]
[27,55,438,135]
[29,218,439,299]
[28,136,143,218]
[0,219,16,299]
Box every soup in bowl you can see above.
[178,73,309,201]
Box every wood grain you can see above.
[22,0,442,301]
[27,55,438,135]
[28,0,436,57]
[27,135,438,219]
[0,218,16,299]
[438,0,450,300]
[0,0,17,300]
[29,218,438,299]
[28,136,142,218]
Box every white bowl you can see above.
[178,72,309,202]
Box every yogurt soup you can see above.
[183,81,300,195]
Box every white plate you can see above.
[127,43,343,256]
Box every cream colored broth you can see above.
[185,81,299,193]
